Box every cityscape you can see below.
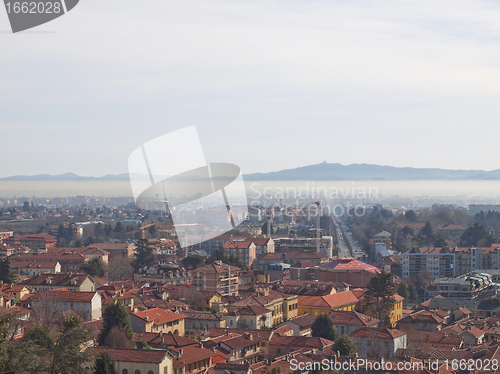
[3,0,500,373]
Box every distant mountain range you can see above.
[2,163,500,181]
[244,162,500,181]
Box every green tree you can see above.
[181,255,205,270]
[460,223,494,247]
[405,210,418,223]
[420,222,434,246]
[397,281,410,301]
[365,270,396,327]
[80,257,105,278]
[0,259,16,284]
[311,314,336,341]
[25,326,55,350]
[93,352,118,374]
[136,340,152,350]
[52,317,89,374]
[332,334,357,356]
[98,302,134,347]
[131,239,155,272]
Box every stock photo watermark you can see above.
[3,0,79,33]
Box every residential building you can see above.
[253,252,328,271]
[297,291,359,316]
[268,335,334,357]
[400,247,455,279]
[223,240,256,268]
[328,310,380,335]
[228,289,298,325]
[249,238,275,256]
[317,258,381,288]
[3,234,56,250]
[349,327,407,360]
[183,311,226,333]
[89,348,173,374]
[21,273,96,292]
[278,313,316,336]
[9,251,89,273]
[226,305,273,329]
[86,242,136,259]
[10,260,61,277]
[26,290,102,321]
[192,262,240,296]
[435,224,467,239]
[172,345,219,374]
[238,270,270,285]
[130,308,185,336]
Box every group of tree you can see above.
[0,316,90,373]
[131,238,156,272]
[0,300,139,373]
[364,270,396,327]
[80,258,106,278]
[0,258,16,284]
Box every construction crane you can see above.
[140,223,156,240]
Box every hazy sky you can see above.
[1,0,500,177]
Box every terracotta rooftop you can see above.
[90,348,171,364]
[328,310,380,327]
[134,332,197,347]
[319,258,381,273]
[132,308,186,325]
[349,327,406,340]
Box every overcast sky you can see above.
[1,0,500,177]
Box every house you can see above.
[349,327,407,360]
[25,290,102,321]
[89,348,173,374]
[130,308,185,336]
[226,305,273,329]
[20,273,96,292]
[290,261,318,281]
[297,290,359,316]
[328,310,380,335]
[3,285,30,305]
[192,262,240,296]
[278,313,316,337]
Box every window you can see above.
[122,370,128,374]
[148,371,154,374]
[135,370,141,374]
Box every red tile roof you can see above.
[132,308,186,325]
[90,348,171,364]
[298,290,359,309]
[319,258,381,273]
[349,327,406,340]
